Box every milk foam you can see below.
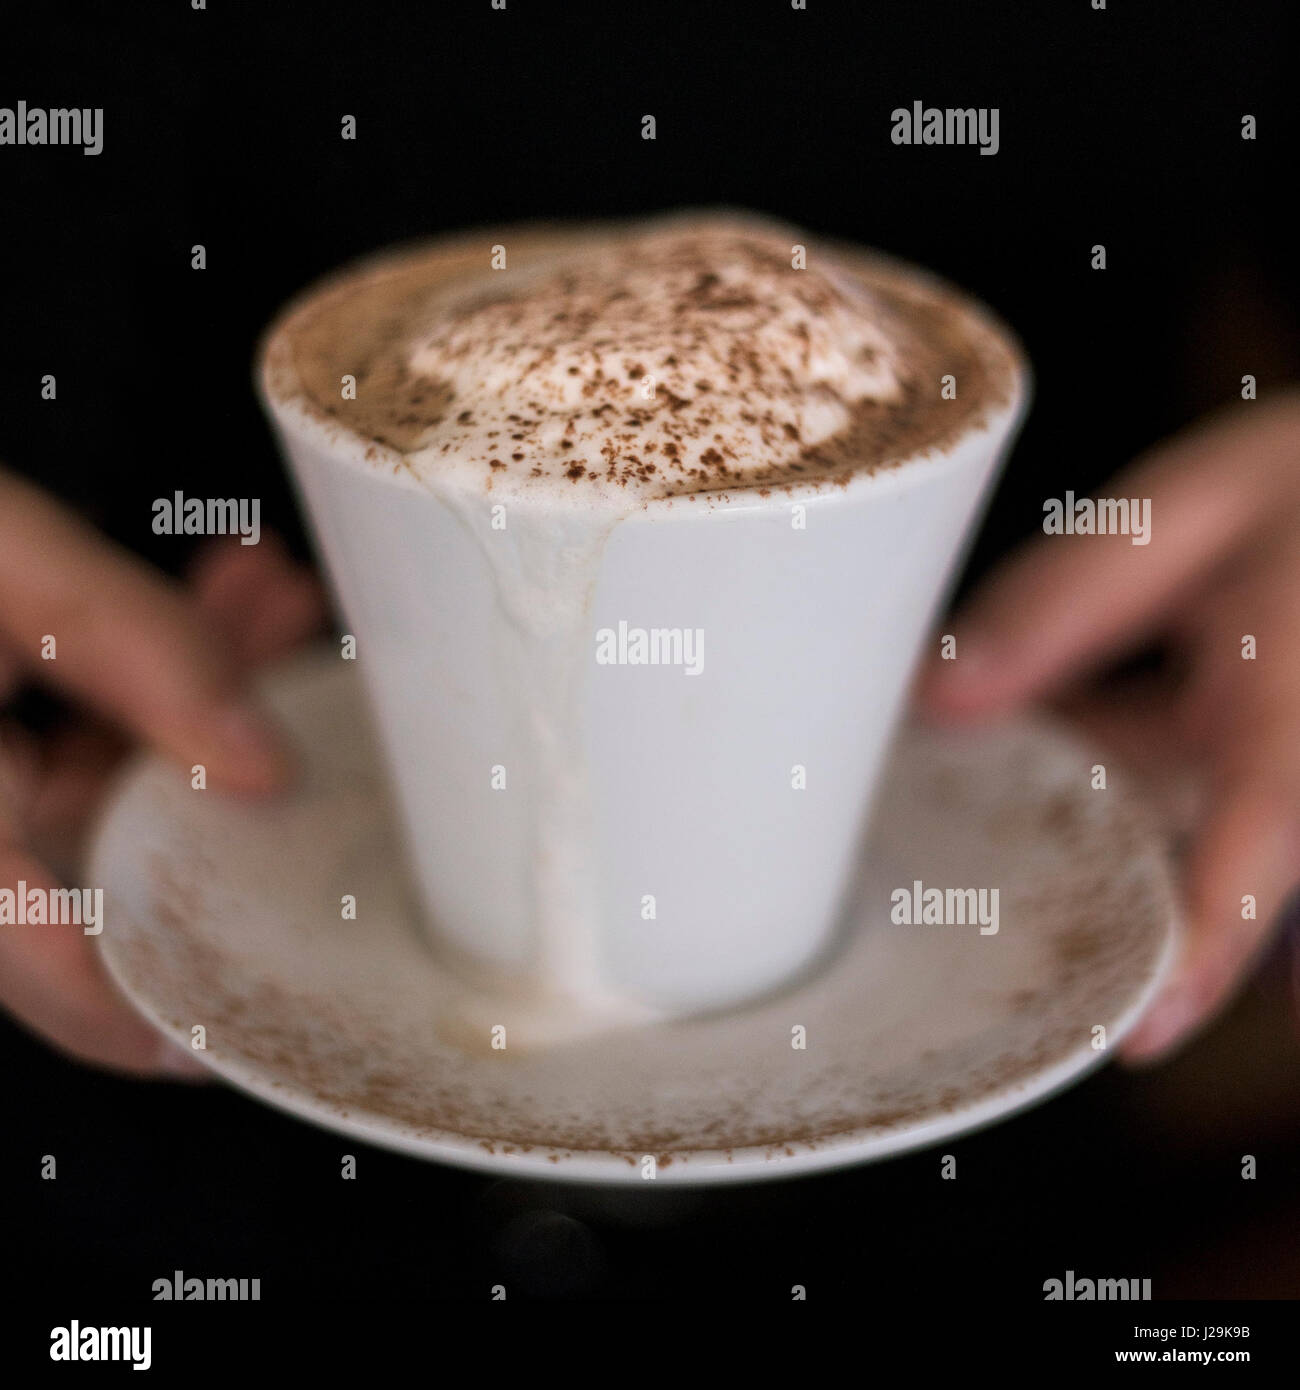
[270,211,1015,504]
[403,216,911,498]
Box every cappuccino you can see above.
[259,212,1027,1037]
[264,213,1015,501]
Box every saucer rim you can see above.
[91,651,1181,1185]
[99,921,1176,1185]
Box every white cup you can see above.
[258,243,1029,1019]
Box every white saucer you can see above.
[90,652,1178,1185]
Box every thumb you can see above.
[0,839,207,1078]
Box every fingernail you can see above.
[950,628,999,676]
[1121,986,1198,1065]
[213,702,293,789]
[917,633,1002,724]
[934,627,998,684]
[155,1040,213,1082]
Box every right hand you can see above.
[917,393,1300,1063]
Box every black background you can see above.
[2,0,1299,1320]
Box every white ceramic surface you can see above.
[258,268,1029,1016]
[90,655,1177,1186]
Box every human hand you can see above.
[0,467,325,1076]
[918,391,1300,1062]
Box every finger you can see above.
[0,468,290,795]
[918,395,1300,720]
[188,533,327,668]
[0,720,41,819]
[1177,520,1300,750]
[1048,680,1208,840]
[0,643,23,703]
[0,840,207,1078]
[1049,675,1192,774]
[1121,523,1300,1060]
[1121,770,1300,1064]
[23,723,129,875]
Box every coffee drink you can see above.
[267,213,1015,500]
[259,212,1027,1042]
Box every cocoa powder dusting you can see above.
[264,215,1021,502]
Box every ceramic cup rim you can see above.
[254,222,1033,521]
